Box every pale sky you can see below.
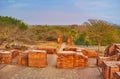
[0,0,120,25]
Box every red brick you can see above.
[0,51,12,64]
[28,50,47,68]
[113,72,120,79]
[74,53,88,67]
[57,51,75,68]
[17,53,28,66]
[97,54,120,67]
[37,48,56,54]
[63,48,77,51]
[81,50,98,58]
[104,44,120,57]
[11,50,19,58]
[102,61,120,79]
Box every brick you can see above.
[113,72,120,79]
[0,53,2,63]
[57,35,62,44]
[17,53,28,66]
[37,48,56,54]
[57,51,88,68]
[67,37,72,45]
[11,50,19,58]
[0,51,12,64]
[102,61,120,79]
[81,50,98,58]
[110,66,119,79]
[104,44,120,57]
[74,53,88,67]
[28,50,47,68]
[97,54,120,67]
[57,51,75,68]
[63,48,77,51]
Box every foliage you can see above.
[70,29,79,41]
[0,16,28,44]
[0,16,28,30]
[84,19,119,51]
[0,15,120,46]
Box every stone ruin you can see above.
[97,44,120,79]
[57,35,62,44]
[104,44,120,57]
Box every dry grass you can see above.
[0,41,107,56]
[25,41,61,52]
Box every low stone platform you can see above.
[0,58,103,79]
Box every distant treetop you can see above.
[0,16,28,30]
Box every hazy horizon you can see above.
[0,0,120,25]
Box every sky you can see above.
[0,0,120,25]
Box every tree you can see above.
[54,26,70,42]
[70,29,79,41]
[0,16,28,44]
[84,19,118,51]
[0,16,28,30]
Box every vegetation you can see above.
[0,16,28,30]
[0,16,28,44]
[83,19,119,51]
[0,16,120,51]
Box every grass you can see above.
[0,41,107,56]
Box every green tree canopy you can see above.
[84,19,119,51]
[0,16,28,30]
[0,16,28,44]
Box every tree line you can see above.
[0,16,120,48]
